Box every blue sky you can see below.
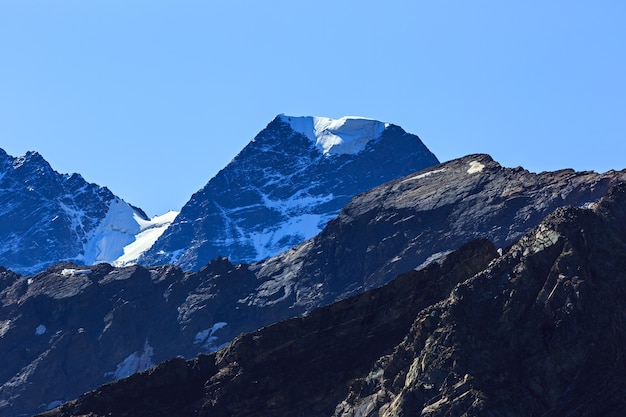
[1,1,624,216]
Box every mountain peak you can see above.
[141,116,439,270]
[278,114,389,155]
[11,150,49,170]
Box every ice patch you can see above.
[61,268,92,277]
[281,115,388,155]
[35,324,46,336]
[104,339,154,380]
[113,211,178,267]
[45,400,64,411]
[83,199,142,265]
[579,200,599,209]
[0,320,12,338]
[83,197,177,267]
[194,322,228,352]
[467,161,485,174]
[401,168,446,183]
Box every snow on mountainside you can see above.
[140,114,440,271]
[113,210,178,267]
[0,148,173,273]
[283,115,388,155]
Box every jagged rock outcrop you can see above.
[333,183,626,417]
[140,115,439,270]
[39,184,626,417]
[2,155,625,417]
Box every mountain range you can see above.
[40,182,626,417]
[0,115,625,416]
[0,115,438,274]
[1,145,625,415]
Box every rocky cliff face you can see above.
[333,183,626,417]
[39,184,626,417]
[239,153,626,315]
[140,115,440,270]
[0,149,151,274]
[2,155,625,416]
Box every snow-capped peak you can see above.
[82,198,178,267]
[280,115,388,156]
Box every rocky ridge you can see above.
[40,183,626,417]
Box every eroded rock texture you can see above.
[4,155,625,416]
[39,184,626,417]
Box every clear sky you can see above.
[1,1,624,216]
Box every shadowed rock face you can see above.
[333,184,626,417]
[2,155,625,416]
[38,239,498,417]
[39,184,626,417]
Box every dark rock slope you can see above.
[241,153,626,315]
[2,155,625,417]
[40,184,626,417]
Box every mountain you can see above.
[38,183,626,417]
[0,115,436,274]
[0,149,176,274]
[2,155,625,417]
[139,115,440,270]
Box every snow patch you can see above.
[61,268,91,277]
[401,168,446,183]
[113,211,178,267]
[0,320,12,338]
[281,115,387,155]
[467,161,485,174]
[194,322,228,352]
[83,199,142,265]
[35,325,47,336]
[45,400,64,411]
[104,339,154,380]
[83,197,177,267]
[248,213,330,260]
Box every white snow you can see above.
[61,268,92,277]
[280,115,388,155]
[213,188,335,261]
[113,210,178,267]
[83,199,142,265]
[104,339,154,380]
[35,324,46,336]
[0,320,12,338]
[81,197,177,267]
[248,212,331,260]
[401,168,446,183]
[194,322,228,351]
[467,161,485,174]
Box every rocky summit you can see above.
[2,155,625,417]
[39,184,626,417]
[0,149,151,274]
[139,115,439,270]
